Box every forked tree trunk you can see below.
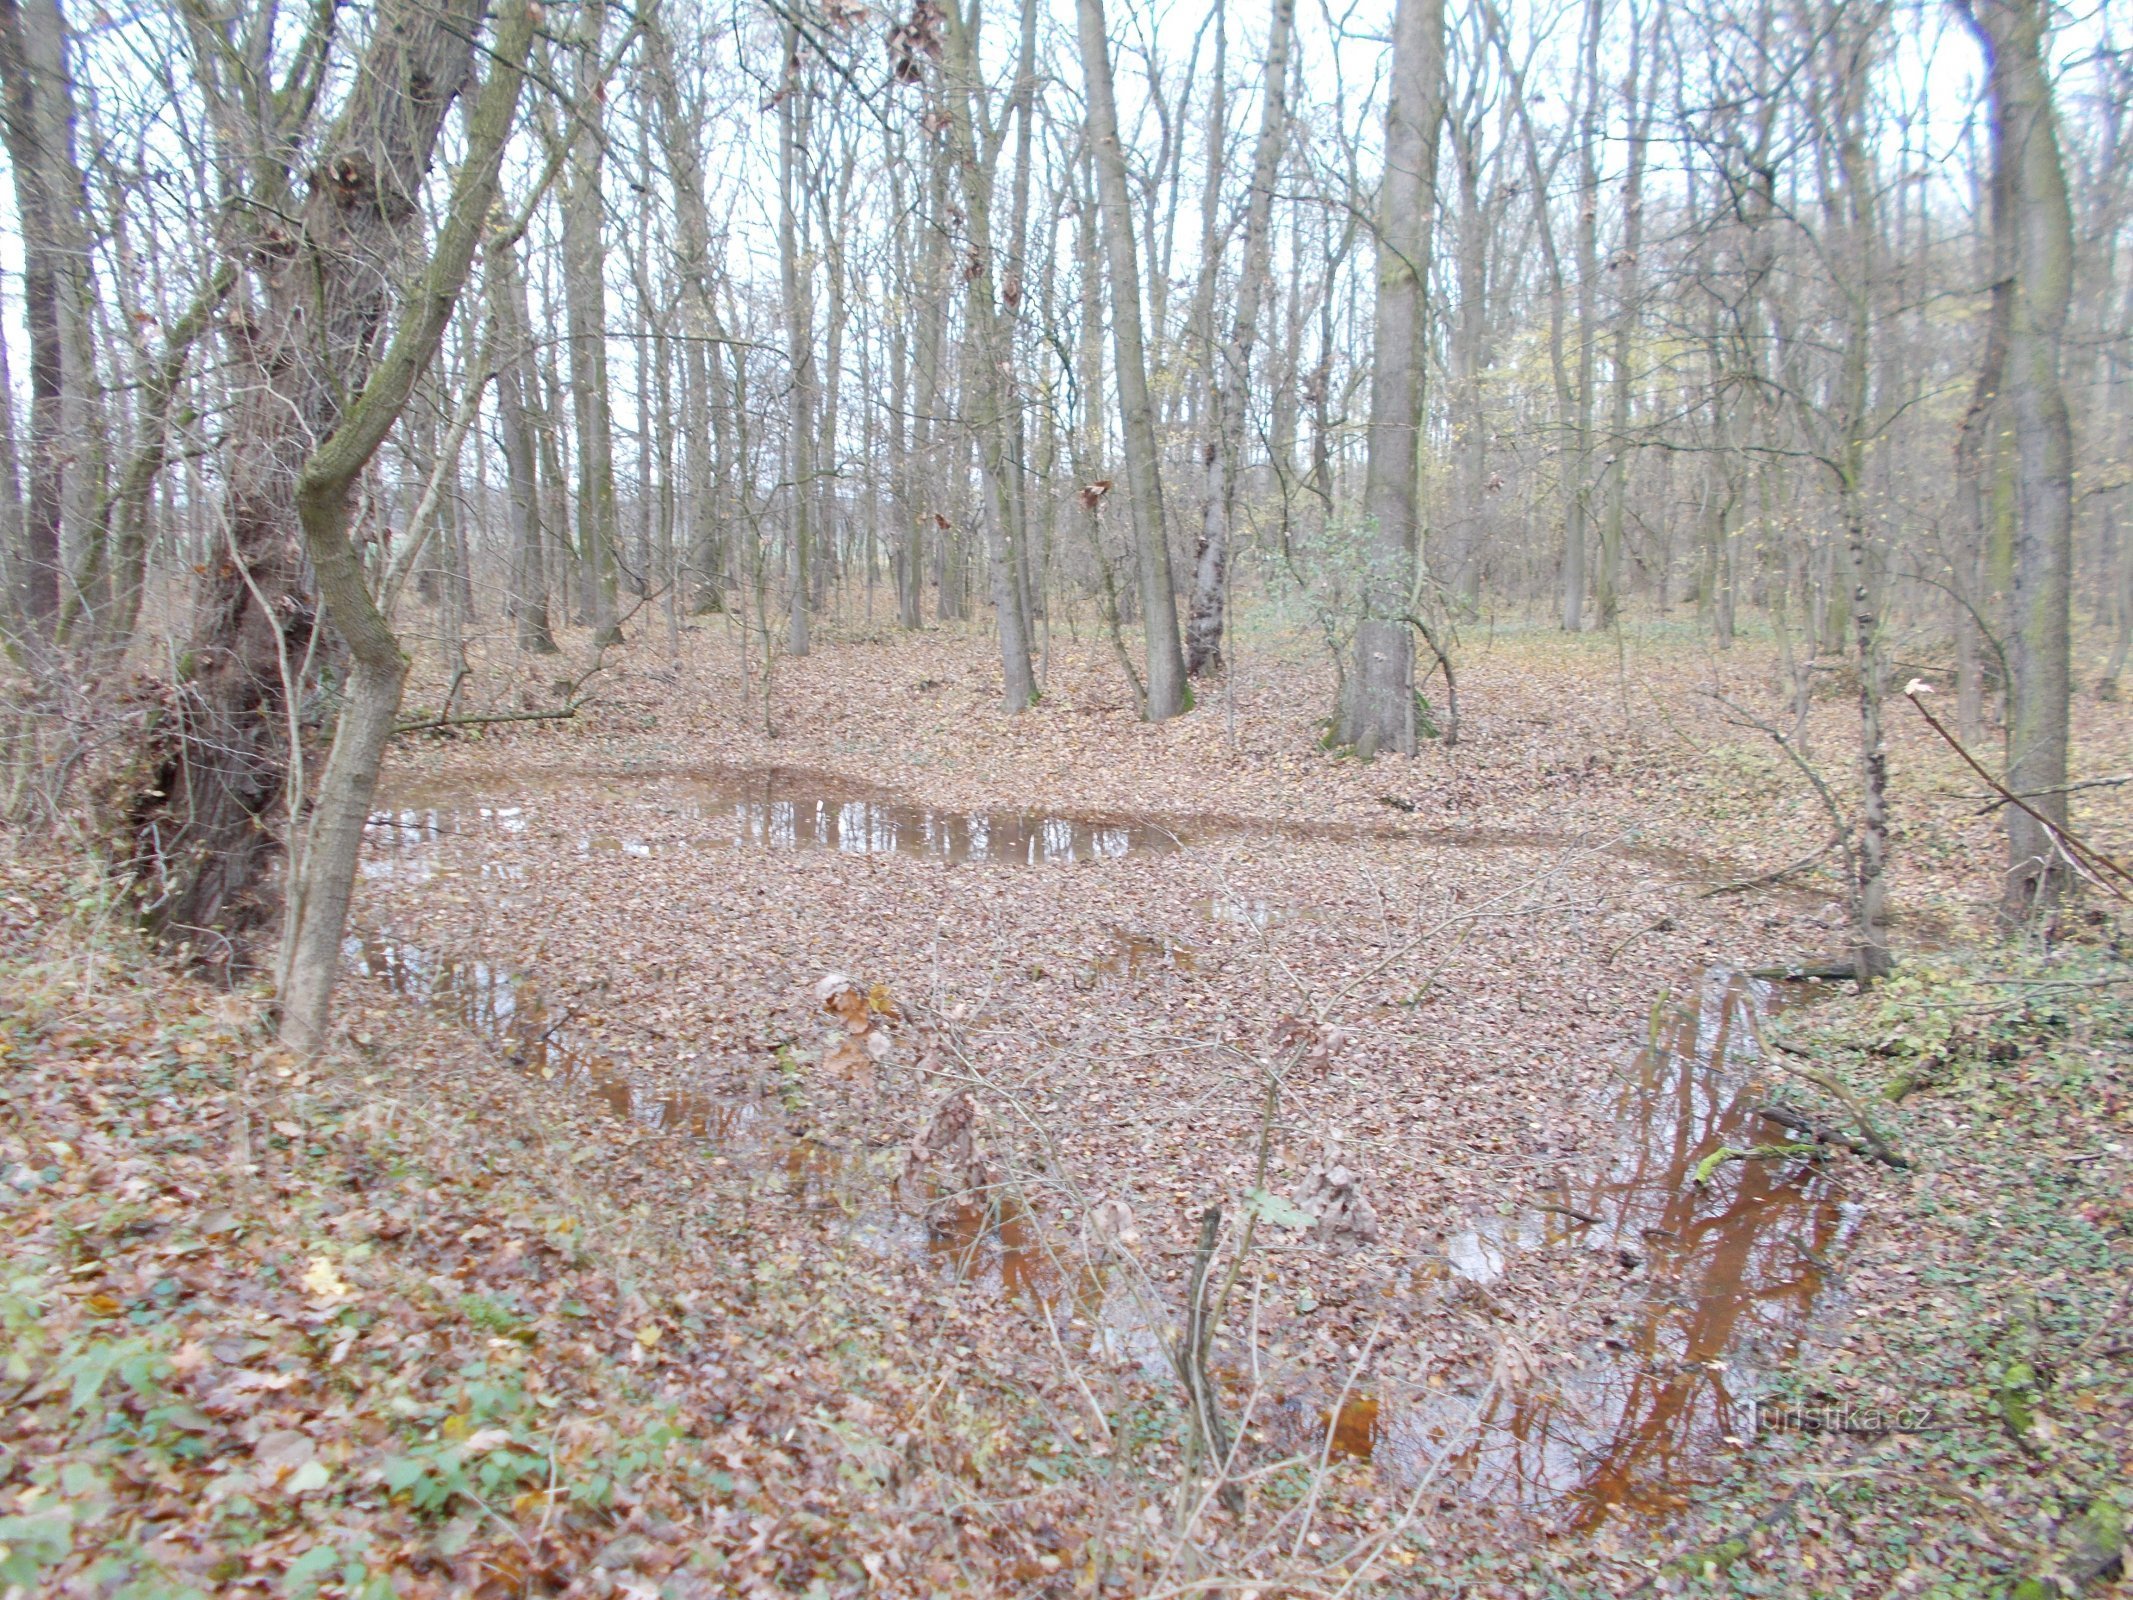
[1077,0,1191,719]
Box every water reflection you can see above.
[349,923,1851,1533]
[365,765,1174,870]
[1383,970,1852,1529]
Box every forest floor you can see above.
[4,612,2129,1598]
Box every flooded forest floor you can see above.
[4,619,2130,1598]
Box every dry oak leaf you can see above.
[823,1033,876,1083]
[816,972,871,1033]
[1291,1164,1380,1244]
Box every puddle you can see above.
[1371,969,1853,1530]
[368,765,1179,870]
[1194,896,1320,930]
[1091,929,1198,978]
[345,933,770,1144]
[351,917,1852,1535]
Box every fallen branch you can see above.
[1535,1200,1601,1226]
[1764,1038,1911,1168]
[1753,1102,1908,1170]
[1702,837,1843,899]
[1692,1142,1824,1184]
[392,702,584,737]
[1748,958,1859,982]
[1902,685,2133,901]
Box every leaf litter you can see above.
[5,622,2127,1596]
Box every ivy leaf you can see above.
[1244,1188,1314,1230]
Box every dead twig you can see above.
[1701,836,1843,898]
[1174,1205,1240,1513]
[1762,1037,1911,1168]
[1752,1102,1907,1169]
[1901,686,2133,901]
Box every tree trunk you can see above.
[778,29,816,658]
[1185,0,1294,677]
[1560,0,1603,633]
[1829,9,1893,981]
[1337,0,1445,756]
[1596,5,1648,629]
[1444,107,1490,608]
[488,236,557,652]
[124,0,515,965]
[1961,0,2076,920]
[646,14,735,619]
[278,1,536,1048]
[0,0,103,638]
[1077,0,1191,718]
[561,1,621,646]
[936,0,1037,709]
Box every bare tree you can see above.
[1078,0,1191,719]
[1185,0,1296,677]
[1337,0,1447,754]
[1960,0,2077,918]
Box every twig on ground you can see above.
[1763,1039,1911,1168]
[1701,836,1843,898]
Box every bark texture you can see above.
[1337,0,1445,756]
[1961,0,2076,920]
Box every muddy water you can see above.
[1373,970,1854,1529]
[355,763,1855,1529]
[350,904,1848,1532]
[367,764,1178,871]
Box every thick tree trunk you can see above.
[1077,0,1191,719]
[125,0,506,961]
[0,0,103,637]
[1337,0,1445,756]
[1962,0,2076,920]
[1830,16,1892,981]
[1185,0,1294,677]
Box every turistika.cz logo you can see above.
[1738,1397,1935,1438]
